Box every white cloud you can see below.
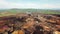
[0,0,60,9]
[47,4,60,9]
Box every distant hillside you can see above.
[0,9,60,14]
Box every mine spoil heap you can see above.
[0,13,60,34]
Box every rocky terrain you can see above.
[0,13,60,34]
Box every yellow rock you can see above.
[53,31,60,34]
[12,30,24,34]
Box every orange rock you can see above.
[12,30,24,34]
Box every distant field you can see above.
[0,9,60,17]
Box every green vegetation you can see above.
[0,9,60,17]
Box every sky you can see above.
[0,0,60,9]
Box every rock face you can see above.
[0,13,60,34]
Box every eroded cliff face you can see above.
[0,13,60,34]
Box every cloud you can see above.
[45,4,60,9]
[0,0,60,9]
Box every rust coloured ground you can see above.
[0,13,60,34]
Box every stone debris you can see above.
[0,13,60,34]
